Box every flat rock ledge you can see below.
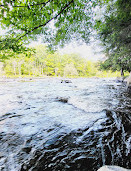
[98,166,131,171]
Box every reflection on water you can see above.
[0,78,130,171]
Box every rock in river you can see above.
[98,165,130,171]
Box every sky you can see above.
[59,41,105,61]
[29,38,105,61]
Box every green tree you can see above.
[95,0,131,73]
[64,63,78,77]
[2,44,100,77]
[0,0,98,52]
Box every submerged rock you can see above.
[98,165,130,171]
[116,77,124,83]
[56,97,68,103]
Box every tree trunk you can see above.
[121,68,124,77]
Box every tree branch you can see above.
[16,0,74,41]
[0,0,52,8]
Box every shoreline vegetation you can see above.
[0,75,129,82]
[0,67,129,79]
[0,45,129,79]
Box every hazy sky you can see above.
[59,42,105,61]
[29,39,105,61]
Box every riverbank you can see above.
[0,70,129,79]
[0,75,129,85]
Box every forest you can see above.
[0,0,131,76]
[0,45,122,78]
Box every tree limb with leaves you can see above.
[0,0,97,52]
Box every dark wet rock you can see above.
[17,95,22,98]
[127,86,131,93]
[25,107,31,110]
[22,147,32,153]
[116,77,124,83]
[56,97,68,103]
[105,110,113,118]
[61,79,72,83]
[0,112,22,121]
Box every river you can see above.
[0,78,130,171]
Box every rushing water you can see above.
[0,78,130,171]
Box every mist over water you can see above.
[0,78,130,171]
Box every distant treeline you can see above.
[0,45,122,78]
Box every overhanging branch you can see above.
[16,0,74,41]
[0,0,52,8]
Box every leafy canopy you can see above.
[0,0,98,52]
[95,0,131,72]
